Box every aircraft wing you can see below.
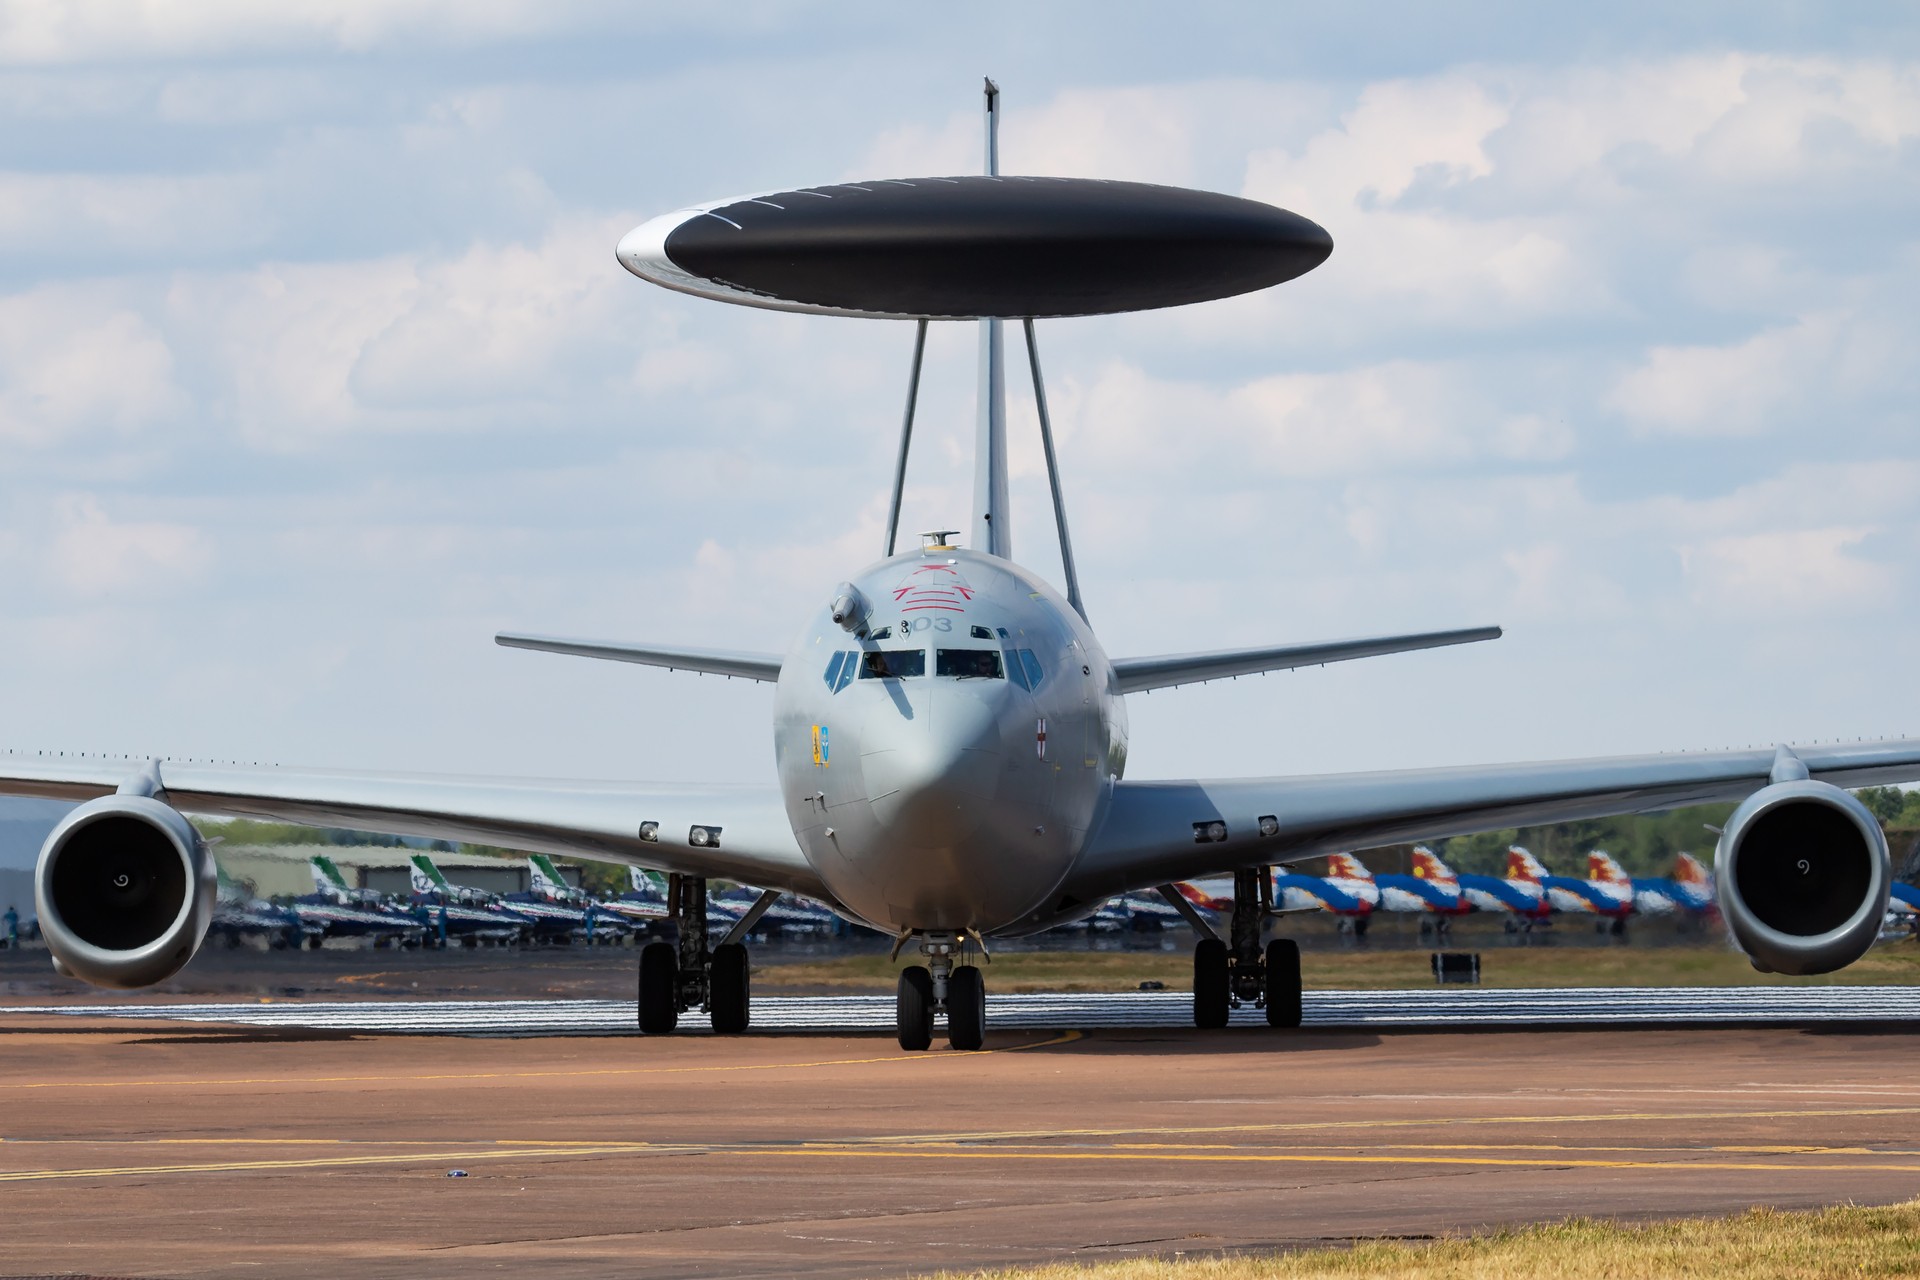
[1111,626,1501,694]
[0,753,827,898]
[1062,738,1920,903]
[495,632,782,683]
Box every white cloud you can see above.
[44,495,211,597]
[0,1,585,65]
[349,215,628,409]
[1607,316,1837,436]
[1056,357,1571,483]
[1680,526,1892,614]
[0,286,184,446]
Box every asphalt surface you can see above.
[4,1007,1920,1278]
[12,985,1920,1035]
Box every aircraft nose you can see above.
[867,686,1003,832]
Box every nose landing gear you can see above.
[1187,867,1303,1030]
[636,873,762,1035]
[895,931,987,1051]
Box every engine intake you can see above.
[34,795,215,989]
[1716,780,1888,976]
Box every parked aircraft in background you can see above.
[1630,852,1717,922]
[288,856,422,949]
[1450,853,1553,930]
[1375,847,1473,938]
[1886,881,1920,932]
[403,855,533,946]
[526,855,636,942]
[1118,890,1204,931]
[598,866,670,928]
[711,884,839,935]
[208,865,302,950]
[1503,847,1634,934]
[495,855,627,944]
[1274,854,1380,935]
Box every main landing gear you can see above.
[895,932,987,1052]
[637,873,752,1035]
[1192,867,1302,1030]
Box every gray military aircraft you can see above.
[12,83,1920,1050]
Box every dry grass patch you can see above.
[936,1201,1920,1279]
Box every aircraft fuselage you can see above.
[773,545,1127,934]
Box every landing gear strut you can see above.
[895,932,986,1052]
[1190,867,1302,1030]
[636,873,752,1035]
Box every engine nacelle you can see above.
[33,795,216,989]
[1716,779,1889,976]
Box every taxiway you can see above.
[2,1008,1918,1277]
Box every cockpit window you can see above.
[858,648,926,679]
[1006,649,1045,691]
[823,651,855,693]
[937,649,1004,680]
[970,625,993,640]
[866,626,892,641]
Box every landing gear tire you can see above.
[1264,938,1303,1028]
[947,965,986,1051]
[896,965,934,1051]
[1193,937,1229,1029]
[710,942,750,1034]
[306,934,324,951]
[638,941,679,1034]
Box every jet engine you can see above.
[1715,779,1889,976]
[34,795,216,989]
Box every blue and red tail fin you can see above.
[1673,852,1712,886]
[1586,850,1630,887]
[1411,846,1458,887]
[1505,846,1548,882]
[1325,853,1374,883]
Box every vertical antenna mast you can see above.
[971,78,1012,559]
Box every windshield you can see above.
[858,648,926,679]
[936,649,1004,680]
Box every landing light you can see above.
[638,822,659,843]
[1193,821,1228,844]
[689,825,722,848]
[1259,815,1280,839]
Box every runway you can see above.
[3,998,1920,1278]
[7,984,1920,1036]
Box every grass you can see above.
[758,936,1920,993]
[932,1201,1920,1279]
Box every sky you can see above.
[0,0,1917,813]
